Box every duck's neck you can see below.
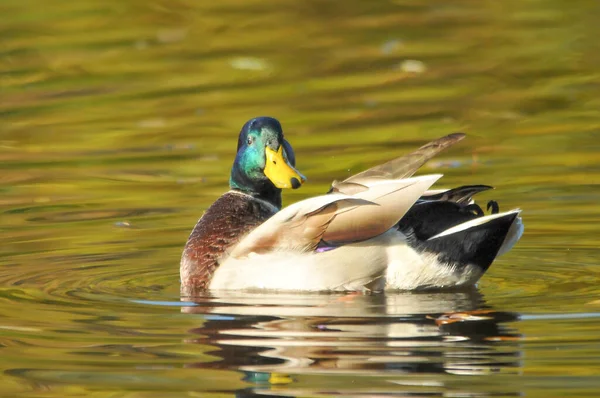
[230,168,282,209]
[231,185,282,209]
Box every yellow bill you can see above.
[264,146,306,189]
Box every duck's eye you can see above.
[247,136,254,146]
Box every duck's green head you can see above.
[230,117,306,207]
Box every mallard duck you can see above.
[180,117,523,295]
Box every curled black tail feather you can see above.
[420,185,493,204]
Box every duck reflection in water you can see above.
[181,290,522,397]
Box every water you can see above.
[2,0,600,396]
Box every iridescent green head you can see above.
[230,117,306,208]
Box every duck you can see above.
[180,117,523,295]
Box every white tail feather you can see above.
[497,213,524,256]
[427,209,522,240]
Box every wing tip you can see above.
[448,132,466,140]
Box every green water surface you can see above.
[1,0,600,397]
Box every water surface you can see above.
[2,0,600,397]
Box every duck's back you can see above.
[180,191,277,295]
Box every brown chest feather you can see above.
[180,192,276,293]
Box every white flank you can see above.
[211,229,486,292]
[383,231,484,290]
[210,238,389,291]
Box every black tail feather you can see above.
[402,210,519,273]
[421,185,493,204]
[420,212,519,272]
[398,201,480,241]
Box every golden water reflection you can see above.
[2,0,600,396]
[184,291,522,397]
